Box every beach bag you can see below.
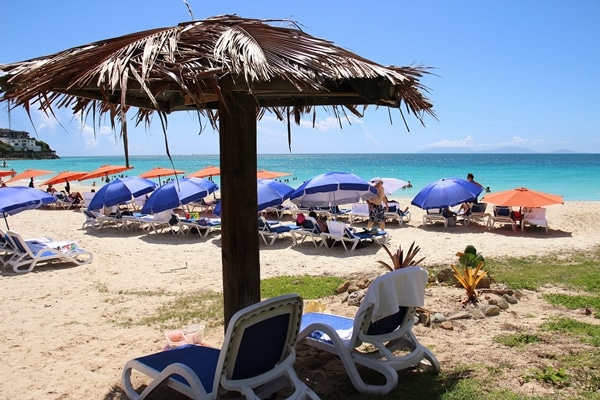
[296,213,306,225]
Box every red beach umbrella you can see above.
[41,171,88,187]
[187,166,221,179]
[0,169,16,178]
[482,187,563,208]
[139,167,186,184]
[78,165,134,181]
[6,169,54,183]
[256,170,291,180]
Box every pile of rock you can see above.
[333,270,523,331]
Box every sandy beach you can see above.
[1,192,599,399]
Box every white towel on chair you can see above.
[362,266,428,322]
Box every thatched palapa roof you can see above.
[0,15,434,134]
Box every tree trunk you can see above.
[219,93,260,330]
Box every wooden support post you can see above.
[218,92,260,330]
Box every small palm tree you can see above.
[377,241,425,271]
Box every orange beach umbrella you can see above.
[0,169,16,178]
[78,165,133,181]
[482,187,563,208]
[256,170,291,180]
[41,171,88,187]
[139,167,186,184]
[139,167,186,179]
[187,165,220,179]
[6,169,54,183]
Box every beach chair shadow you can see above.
[122,294,320,400]
[298,266,440,394]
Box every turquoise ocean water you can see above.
[4,153,599,201]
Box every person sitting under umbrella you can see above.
[459,173,484,214]
[366,180,389,231]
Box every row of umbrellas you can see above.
[0,172,563,233]
[3,165,293,186]
[58,170,568,216]
[85,171,378,216]
[410,177,563,209]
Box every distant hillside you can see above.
[416,146,579,154]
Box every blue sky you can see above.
[1,0,598,156]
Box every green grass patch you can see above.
[524,366,570,388]
[542,293,600,318]
[486,248,600,291]
[137,290,224,329]
[541,317,600,347]
[494,333,544,347]
[261,274,346,299]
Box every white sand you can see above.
[0,194,598,399]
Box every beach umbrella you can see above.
[369,177,409,195]
[290,172,377,207]
[6,169,54,183]
[141,177,218,215]
[411,178,484,210]
[482,187,563,208]
[87,177,157,211]
[41,171,88,187]
[0,186,56,229]
[187,166,221,179]
[79,165,134,182]
[0,169,16,178]
[256,170,291,180]
[257,179,294,211]
[139,167,186,185]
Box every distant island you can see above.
[0,128,59,160]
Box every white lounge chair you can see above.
[177,216,222,237]
[122,294,320,400]
[348,202,369,223]
[290,216,323,247]
[487,205,517,231]
[384,201,411,226]
[5,230,94,274]
[422,208,450,228]
[258,216,299,246]
[126,209,175,233]
[0,229,53,266]
[459,202,490,226]
[298,267,440,394]
[521,207,548,233]
[321,220,388,251]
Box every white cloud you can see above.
[423,135,476,148]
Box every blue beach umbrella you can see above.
[0,186,56,229]
[141,177,218,214]
[411,177,484,210]
[257,179,294,211]
[289,171,376,207]
[87,177,157,211]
